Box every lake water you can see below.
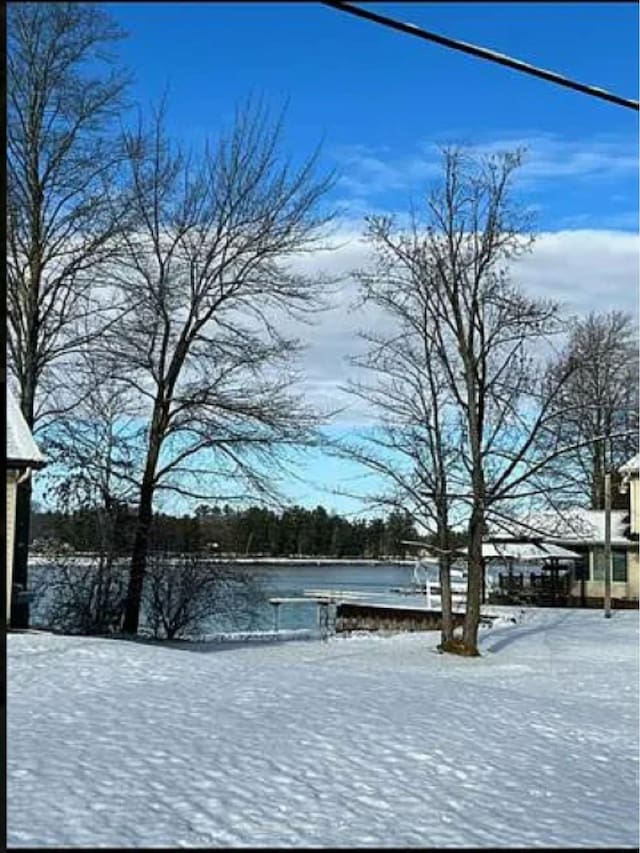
[28,557,424,635]
[234,559,512,634]
[27,557,509,636]
[243,561,421,633]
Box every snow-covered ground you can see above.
[8,607,639,848]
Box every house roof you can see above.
[494,507,632,547]
[6,389,46,469]
[619,452,640,475]
[478,541,581,561]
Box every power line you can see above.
[322,1,639,112]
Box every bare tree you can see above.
[32,554,130,636]
[7,1,131,626]
[545,311,639,509]
[143,554,266,640]
[7,1,131,425]
[350,148,579,655]
[101,100,335,634]
[41,349,143,524]
[332,222,470,644]
[31,354,141,634]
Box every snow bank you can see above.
[8,608,639,848]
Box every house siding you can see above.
[628,548,640,599]
[6,472,18,622]
[630,477,640,537]
[569,545,639,602]
[624,465,639,597]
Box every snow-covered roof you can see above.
[479,541,581,561]
[619,452,640,475]
[494,507,632,546]
[6,389,46,469]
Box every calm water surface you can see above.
[29,557,511,636]
[225,561,425,633]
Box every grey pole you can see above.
[604,472,612,618]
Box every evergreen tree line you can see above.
[30,504,420,560]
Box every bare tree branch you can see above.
[92,99,338,633]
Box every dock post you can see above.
[317,601,330,640]
[272,601,280,633]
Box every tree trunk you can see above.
[10,477,33,628]
[122,396,167,634]
[122,480,154,634]
[439,551,453,644]
[438,502,453,644]
[462,504,484,654]
[462,362,485,655]
[592,447,604,510]
[122,429,162,634]
[10,380,37,628]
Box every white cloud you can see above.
[285,227,639,422]
[515,229,639,315]
[445,133,639,184]
[332,143,441,197]
[330,133,639,198]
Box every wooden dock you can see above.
[334,601,466,633]
[268,590,491,636]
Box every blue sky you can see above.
[109,2,638,231]
[81,2,639,518]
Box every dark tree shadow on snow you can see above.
[112,632,321,655]
[480,610,576,654]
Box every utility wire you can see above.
[322,1,639,112]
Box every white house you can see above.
[544,507,638,604]
[6,388,46,624]
[500,484,639,606]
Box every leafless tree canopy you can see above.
[41,350,142,518]
[7,1,131,427]
[31,555,129,636]
[144,554,266,640]
[106,100,335,633]
[545,311,639,509]
[334,215,470,643]
[103,103,334,502]
[340,147,580,653]
[6,1,133,629]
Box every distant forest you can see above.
[30,504,422,559]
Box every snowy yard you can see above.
[7,608,639,848]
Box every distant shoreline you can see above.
[30,553,417,567]
[213,557,417,567]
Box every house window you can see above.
[591,548,627,582]
[592,548,604,581]
[573,556,588,581]
[612,550,627,583]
